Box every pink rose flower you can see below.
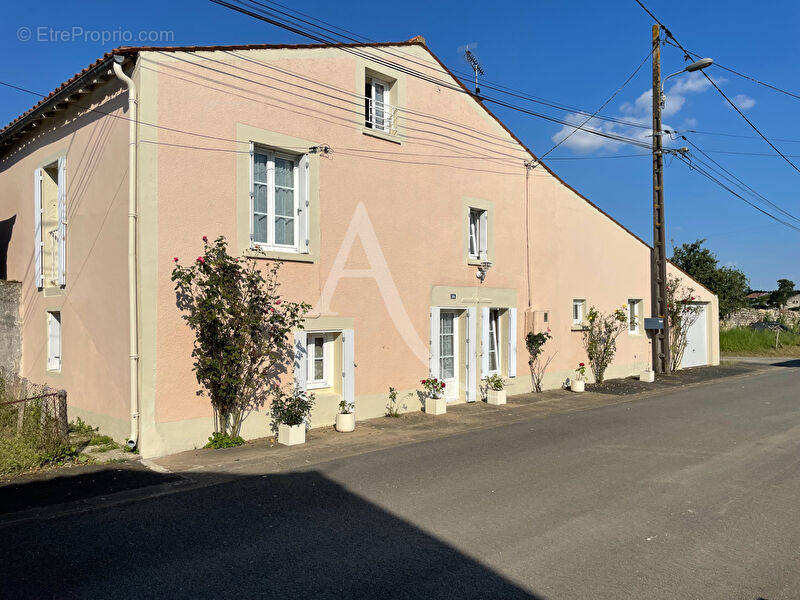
[173,257,179,262]
[197,256,205,263]
[202,235,208,242]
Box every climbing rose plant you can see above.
[171,236,310,438]
[526,330,556,393]
[581,306,628,384]
[666,274,703,371]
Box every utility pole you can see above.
[651,24,671,374]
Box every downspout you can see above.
[113,56,140,450]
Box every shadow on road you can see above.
[0,469,542,599]
[770,359,800,368]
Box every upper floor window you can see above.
[468,208,488,260]
[364,75,395,133]
[251,147,308,253]
[34,158,66,288]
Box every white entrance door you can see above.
[439,311,459,401]
[680,304,709,369]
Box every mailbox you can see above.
[644,317,664,330]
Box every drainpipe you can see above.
[113,56,140,450]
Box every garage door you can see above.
[680,304,708,369]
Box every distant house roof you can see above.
[746,291,770,299]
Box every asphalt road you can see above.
[2,364,800,599]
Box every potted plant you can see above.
[571,362,587,392]
[421,377,446,415]
[271,388,315,446]
[639,368,655,382]
[336,399,356,432]
[484,373,507,405]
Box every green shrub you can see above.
[204,432,245,449]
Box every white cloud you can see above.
[732,94,756,110]
[551,71,724,153]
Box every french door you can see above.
[439,311,459,400]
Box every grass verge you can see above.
[721,327,800,356]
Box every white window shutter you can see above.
[429,307,440,378]
[508,308,517,378]
[479,211,488,260]
[57,156,66,286]
[481,307,490,378]
[298,154,310,253]
[293,330,308,392]
[34,168,43,288]
[342,329,355,406]
[248,142,255,249]
[466,306,477,402]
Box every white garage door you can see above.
[680,304,709,369]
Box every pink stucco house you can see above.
[0,38,719,457]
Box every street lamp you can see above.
[662,58,714,102]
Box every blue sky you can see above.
[2,0,798,289]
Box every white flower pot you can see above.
[335,412,356,432]
[277,423,306,446]
[487,389,507,405]
[571,379,585,393]
[425,396,447,415]
[639,370,655,383]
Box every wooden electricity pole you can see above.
[651,24,671,374]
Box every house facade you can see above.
[0,39,719,458]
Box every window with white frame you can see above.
[47,311,61,372]
[252,148,300,251]
[364,75,393,133]
[488,309,500,373]
[628,299,641,334]
[307,333,333,389]
[572,299,585,325]
[468,208,488,260]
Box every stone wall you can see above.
[0,280,21,375]
[721,307,800,330]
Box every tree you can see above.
[581,306,628,384]
[770,279,795,308]
[670,239,749,318]
[171,236,310,439]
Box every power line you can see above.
[208,0,658,153]
[632,0,800,176]
[536,46,655,161]
[666,40,800,102]
[675,153,800,233]
[239,0,660,133]
[682,136,800,225]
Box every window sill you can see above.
[243,248,315,263]
[362,127,402,144]
[570,324,589,332]
[467,257,491,266]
